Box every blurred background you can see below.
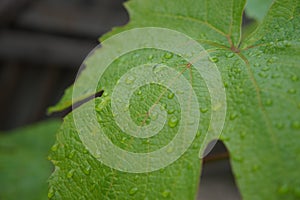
[0,0,272,199]
[0,0,128,130]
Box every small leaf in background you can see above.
[0,120,61,200]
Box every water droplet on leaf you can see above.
[275,122,285,130]
[200,107,208,113]
[167,146,173,153]
[48,187,55,199]
[164,52,173,59]
[262,66,270,71]
[148,55,154,60]
[168,92,175,99]
[294,187,300,197]
[126,76,136,84]
[288,89,296,94]
[240,131,246,139]
[291,121,300,129]
[103,91,109,97]
[209,56,219,63]
[51,144,59,152]
[230,113,238,120]
[265,99,273,106]
[278,184,289,194]
[67,169,75,178]
[225,52,234,58]
[291,75,299,81]
[68,150,75,159]
[83,166,91,175]
[252,164,260,172]
[167,108,175,114]
[150,112,158,121]
[168,116,178,128]
[161,189,171,198]
[129,187,138,195]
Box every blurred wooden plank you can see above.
[0,0,32,24]
[0,30,97,67]
[15,0,128,37]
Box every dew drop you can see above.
[150,112,158,121]
[51,144,59,152]
[48,187,55,199]
[213,103,222,111]
[126,76,136,84]
[291,121,300,129]
[258,72,268,78]
[223,82,229,88]
[267,57,277,65]
[291,75,299,81]
[240,131,246,139]
[233,155,243,162]
[83,166,91,175]
[67,169,75,178]
[164,52,173,59]
[265,99,273,106]
[209,56,219,63]
[220,134,230,141]
[161,189,171,198]
[278,183,289,194]
[271,74,280,79]
[225,52,234,58]
[148,55,154,60]
[134,175,139,180]
[262,66,270,71]
[168,92,175,99]
[275,122,285,130]
[142,139,150,145]
[167,146,174,153]
[294,187,300,197]
[288,89,296,94]
[161,103,167,110]
[176,90,184,94]
[121,136,127,144]
[167,108,175,114]
[137,90,142,95]
[103,91,109,97]
[129,187,138,195]
[83,149,88,154]
[229,113,238,120]
[168,116,178,128]
[200,107,208,113]
[68,150,75,159]
[90,184,96,192]
[283,40,292,47]
[252,164,260,172]
[188,118,195,125]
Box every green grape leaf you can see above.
[0,120,61,200]
[49,0,300,199]
[245,0,273,21]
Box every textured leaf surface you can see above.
[49,0,300,199]
[0,120,61,200]
[245,0,273,21]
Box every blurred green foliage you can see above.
[0,120,61,200]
